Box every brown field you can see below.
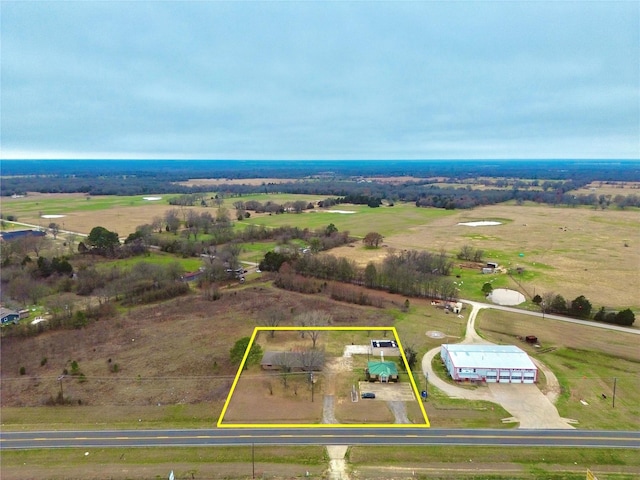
[570,181,640,197]
[0,285,394,415]
[330,203,640,308]
[221,329,426,426]
[176,177,300,187]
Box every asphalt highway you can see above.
[2,428,639,450]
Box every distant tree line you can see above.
[4,160,640,212]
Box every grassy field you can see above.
[476,309,640,430]
[2,192,638,308]
[348,446,640,479]
[0,446,328,480]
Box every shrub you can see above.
[19,366,26,375]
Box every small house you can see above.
[260,351,324,372]
[1,308,20,325]
[365,361,399,383]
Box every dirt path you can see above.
[323,350,353,479]
[422,301,575,429]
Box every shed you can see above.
[440,344,538,384]
[1,308,20,325]
[365,361,399,383]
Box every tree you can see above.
[164,209,181,234]
[87,226,120,252]
[325,223,338,236]
[550,294,567,314]
[363,232,384,248]
[482,282,493,296]
[569,295,592,319]
[48,222,60,240]
[364,263,378,288]
[615,308,635,326]
[532,294,542,305]
[402,346,418,370]
[296,310,332,349]
[264,307,285,338]
[230,337,263,369]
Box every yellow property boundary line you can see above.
[217,326,430,428]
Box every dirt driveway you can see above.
[357,381,416,402]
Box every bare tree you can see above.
[278,352,294,389]
[164,209,181,234]
[264,307,285,338]
[296,310,332,349]
[48,223,61,240]
[263,379,273,395]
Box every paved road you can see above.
[2,428,639,450]
[460,299,639,335]
[420,299,638,429]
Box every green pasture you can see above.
[241,202,456,238]
[1,194,170,217]
[348,446,640,478]
[95,251,203,273]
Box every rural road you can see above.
[2,428,639,450]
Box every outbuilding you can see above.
[440,344,538,383]
[1,308,20,325]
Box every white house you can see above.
[440,344,538,383]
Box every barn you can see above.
[440,344,538,384]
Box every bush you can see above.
[19,366,26,375]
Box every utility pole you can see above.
[252,442,255,479]
[425,372,429,399]
[310,372,315,403]
[613,377,617,409]
[57,375,65,401]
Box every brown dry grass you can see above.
[331,203,640,307]
[176,177,298,187]
[476,309,640,362]
[0,285,395,421]
[571,181,640,197]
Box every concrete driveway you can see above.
[422,302,576,429]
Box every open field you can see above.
[349,446,640,479]
[2,193,638,308]
[570,181,640,197]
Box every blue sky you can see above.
[1,1,638,160]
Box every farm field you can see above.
[3,193,638,308]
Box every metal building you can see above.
[440,344,538,383]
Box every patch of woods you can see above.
[270,248,458,302]
[531,293,635,327]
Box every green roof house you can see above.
[365,361,399,383]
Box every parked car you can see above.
[361,392,375,399]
